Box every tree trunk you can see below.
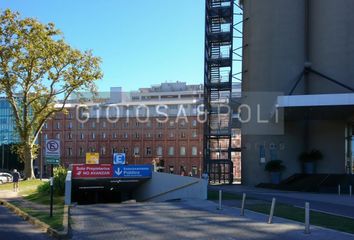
[24,144,35,179]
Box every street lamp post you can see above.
[2,143,4,170]
[1,136,7,170]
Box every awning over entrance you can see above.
[277,93,354,108]
[276,93,354,120]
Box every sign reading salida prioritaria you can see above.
[72,164,113,178]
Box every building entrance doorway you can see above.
[346,124,354,175]
[351,130,354,174]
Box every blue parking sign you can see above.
[113,153,126,165]
[113,165,152,178]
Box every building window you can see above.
[156,146,163,156]
[180,146,186,156]
[123,122,129,128]
[56,133,60,139]
[157,132,163,139]
[180,166,186,176]
[169,166,174,174]
[146,132,152,138]
[146,121,152,128]
[124,133,128,139]
[169,121,175,128]
[168,147,174,156]
[92,132,96,139]
[79,123,84,129]
[101,146,106,155]
[133,147,140,156]
[102,132,106,139]
[192,105,198,114]
[169,132,175,138]
[179,120,186,128]
[44,134,48,140]
[89,147,96,152]
[80,133,84,140]
[67,147,72,157]
[135,122,139,127]
[122,147,128,153]
[146,147,152,156]
[192,131,197,138]
[112,147,117,154]
[192,146,198,156]
[112,133,117,139]
[92,122,96,128]
[181,132,186,138]
[68,122,73,129]
[44,122,48,129]
[170,105,178,110]
[157,122,163,128]
[79,147,84,156]
[192,120,197,127]
[56,122,60,129]
[68,133,73,140]
[192,166,198,176]
[102,121,106,128]
[134,132,139,139]
[68,112,73,119]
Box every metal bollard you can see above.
[350,185,352,197]
[218,190,222,210]
[240,193,246,216]
[338,184,341,196]
[268,197,276,224]
[305,202,310,234]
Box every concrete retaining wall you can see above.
[133,172,208,202]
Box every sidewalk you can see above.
[0,190,61,217]
[0,190,19,199]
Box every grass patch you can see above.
[22,192,65,231]
[0,179,45,196]
[11,202,64,231]
[208,190,354,234]
[24,192,64,206]
[208,190,243,200]
[246,203,354,234]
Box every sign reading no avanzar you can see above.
[45,139,60,165]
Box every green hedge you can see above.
[37,166,67,196]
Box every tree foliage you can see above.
[0,9,103,178]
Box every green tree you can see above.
[0,9,103,179]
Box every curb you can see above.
[0,199,70,239]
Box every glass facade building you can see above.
[0,97,19,144]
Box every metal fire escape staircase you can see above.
[204,0,243,184]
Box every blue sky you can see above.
[1,0,205,92]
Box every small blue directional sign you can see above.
[113,165,152,178]
[113,153,126,165]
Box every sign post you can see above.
[45,139,60,218]
[50,168,53,217]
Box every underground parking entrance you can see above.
[69,164,152,205]
[72,178,149,204]
[65,163,208,205]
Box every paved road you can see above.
[0,205,51,240]
[70,200,354,240]
[211,185,354,219]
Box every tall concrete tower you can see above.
[241,0,354,185]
